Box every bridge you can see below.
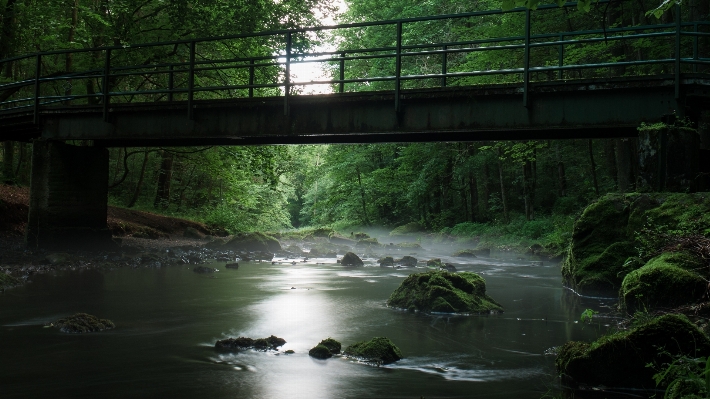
[0,2,708,249]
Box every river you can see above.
[0,250,614,398]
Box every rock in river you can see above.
[387,270,502,314]
[343,337,402,364]
[193,266,215,273]
[50,313,115,333]
[341,252,364,266]
[215,335,286,352]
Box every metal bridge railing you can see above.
[0,1,708,124]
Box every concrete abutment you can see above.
[26,140,115,250]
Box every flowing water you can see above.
[0,251,615,398]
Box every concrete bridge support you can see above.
[26,140,114,250]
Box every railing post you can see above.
[102,49,111,122]
[33,54,41,124]
[558,34,564,80]
[339,52,345,93]
[168,64,174,102]
[692,22,698,74]
[188,41,196,120]
[675,4,681,100]
[395,21,403,112]
[249,58,255,98]
[284,32,292,116]
[441,45,448,87]
[523,8,531,108]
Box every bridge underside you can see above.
[3,78,708,146]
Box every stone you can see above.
[387,270,503,314]
[343,337,403,364]
[378,256,394,267]
[215,335,286,352]
[223,232,281,252]
[183,227,203,239]
[395,256,417,267]
[443,263,457,272]
[50,313,115,333]
[193,266,215,273]
[341,252,364,266]
[225,263,239,269]
[309,344,333,359]
[556,314,710,390]
[452,249,477,258]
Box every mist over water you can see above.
[0,241,614,399]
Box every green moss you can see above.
[426,258,443,268]
[387,270,502,314]
[317,338,341,354]
[556,314,710,389]
[343,337,403,364]
[622,252,707,312]
[52,313,115,333]
[396,242,423,249]
[309,344,333,359]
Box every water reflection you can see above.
[0,253,613,399]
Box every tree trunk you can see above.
[497,147,509,223]
[127,151,150,208]
[522,160,535,221]
[589,139,599,196]
[154,150,173,209]
[2,141,14,184]
[64,0,78,99]
[468,173,478,222]
[481,163,490,215]
[356,167,370,225]
[0,0,18,77]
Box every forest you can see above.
[0,0,707,248]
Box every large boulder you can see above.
[341,252,364,266]
[343,337,402,364]
[308,338,342,359]
[223,232,281,252]
[562,193,710,296]
[387,270,503,314]
[621,252,707,312]
[395,256,417,267]
[556,314,710,390]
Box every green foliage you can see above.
[580,308,598,323]
[653,355,710,399]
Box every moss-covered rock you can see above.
[51,313,115,333]
[343,337,403,364]
[387,270,503,314]
[355,238,381,248]
[0,272,20,289]
[562,193,710,296]
[215,335,286,351]
[308,344,332,359]
[453,249,478,258]
[341,252,364,266]
[556,314,710,390]
[308,338,342,359]
[223,232,282,252]
[389,222,423,237]
[395,256,417,267]
[308,242,339,257]
[426,258,443,268]
[396,242,423,250]
[621,252,707,312]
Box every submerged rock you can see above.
[443,263,457,272]
[51,313,115,333]
[621,251,706,312]
[343,337,402,364]
[387,270,502,314]
[556,314,710,390]
[395,256,417,267]
[215,335,286,352]
[193,266,215,273]
[341,252,364,266]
